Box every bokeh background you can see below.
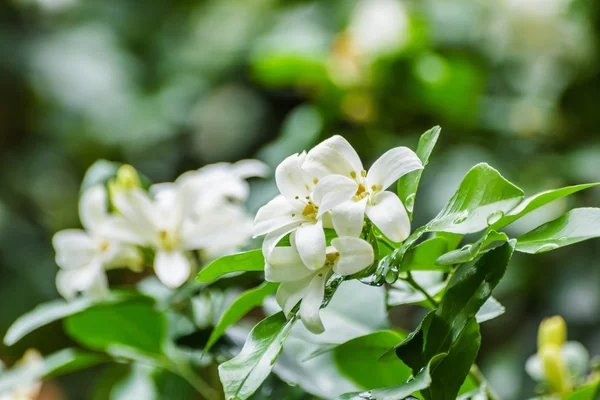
[1,0,599,398]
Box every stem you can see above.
[405,272,438,308]
[469,365,502,400]
[405,274,502,400]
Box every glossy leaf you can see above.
[333,331,411,390]
[64,300,167,357]
[425,320,481,400]
[337,353,447,400]
[427,163,524,234]
[516,208,600,254]
[0,349,109,394]
[424,240,514,360]
[392,242,515,400]
[436,231,508,266]
[400,237,452,272]
[398,126,441,221]
[204,282,279,355]
[3,292,137,346]
[475,297,505,323]
[196,249,264,282]
[219,312,296,400]
[489,183,600,231]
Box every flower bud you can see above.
[538,316,567,351]
[108,164,142,199]
[540,346,571,395]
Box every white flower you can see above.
[52,185,140,299]
[266,236,374,333]
[254,152,358,270]
[303,135,422,242]
[0,349,43,400]
[105,160,264,288]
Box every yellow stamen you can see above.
[326,252,340,264]
[302,203,317,217]
[313,178,319,184]
[360,170,366,177]
[100,241,110,252]
[356,184,366,196]
[350,171,357,179]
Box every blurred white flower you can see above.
[303,135,422,242]
[254,152,356,270]
[0,349,43,400]
[106,161,265,288]
[266,236,374,334]
[52,185,141,299]
[525,341,590,384]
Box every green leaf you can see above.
[219,312,296,400]
[337,353,447,400]
[489,183,600,231]
[333,331,412,390]
[196,249,264,282]
[0,349,109,394]
[400,237,452,272]
[427,163,524,234]
[425,320,481,400]
[392,242,515,399]
[64,300,167,357]
[3,292,137,346]
[475,297,505,323]
[204,282,279,355]
[566,381,600,400]
[398,126,441,221]
[435,231,509,266]
[423,241,514,360]
[516,208,600,254]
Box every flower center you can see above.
[100,241,110,252]
[159,230,178,251]
[325,252,340,266]
[302,203,318,219]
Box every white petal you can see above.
[253,195,302,237]
[100,216,151,246]
[562,341,590,379]
[275,153,314,203]
[295,221,326,270]
[265,247,315,282]
[112,189,158,234]
[79,185,108,232]
[55,262,105,300]
[331,237,374,276]
[154,251,191,288]
[303,135,364,178]
[52,230,97,270]
[525,354,544,382]
[182,203,251,250]
[366,146,423,190]
[331,198,367,238]
[276,275,314,317]
[365,191,411,242]
[231,159,270,179]
[299,269,332,334]
[312,175,358,217]
[262,223,302,260]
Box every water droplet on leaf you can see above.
[486,211,504,226]
[453,212,469,224]
[535,243,560,253]
[404,194,416,213]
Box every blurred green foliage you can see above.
[1,0,599,398]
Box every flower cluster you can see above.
[0,349,42,400]
[254,135,422,333]
[52,160,267,298]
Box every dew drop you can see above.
[535,243,560,254]
[486,210,504,226]
[404,194,416,213]
[453,212,469,224]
